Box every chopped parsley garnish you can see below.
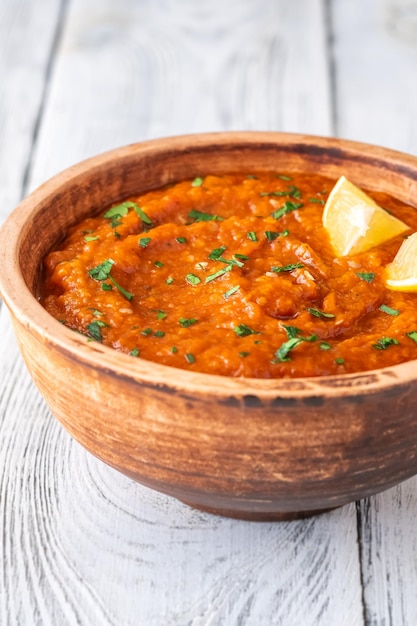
[307,308,336,319]
[273,331,317,362]
[191,177,204,187]
[271,201,303,220]
[129,348,140,357]
[205,265,233,283]
[171,346,178,353]
[88,308,103,317]
[271,262,304,273]
[185,353,196,363]
[223,285,240,298]
[186,273,201,285]
[139,237,151,247]
[154,331,165,338]
[176,237,187,244]
[179,317,198,327]
[101,283,112,291]
[188,209,223,222]
[133,204,153,226]
[247,231,258,241]
[234,324,260,337]
[166,277,174,284]
[379,304,400,316]
[208,246,227,260]
[357,272,375,283]
[89,259,114,281]
[84,235,99,242]
[103,205,129,220]
[406,331,417,343]
[282,325,302,338]
[239,351,250,357]
[154,260,164,268]
[141,328,153,336]
[335,358,345,365]
[276,174,292,181]
[86,320,108,342]
[274,337,303,362]
[156,310,167,320]
[320,342,332,350]
[260,185,301,199]
[373,337,400,350]
[88,259,134,301]
[309,197,325,204]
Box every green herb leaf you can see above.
[335,358,345,365]
[234,324,260,337]
[171,346,178,353]
[205,264,233,283]
[129,348,140,357]
[307,308,336,319]
[272,201,303,220]
[320,342,332,351]
[186,273,201,285]
[208,246,227,260]
[406,331,417,343]
[156,310,167,320]
[84,235,99,242]
[271,262,304,273]
[101,283,112,291]
[239,351,250,357]
[276,174,292,181]
[379,304,400,316]
[89,259,114,281]
[176,237,187,244]
[356,272,375,283]
[166,277,174,284]
[154,260,164,268]
[189,209,224,222]
[108,276,134,301]
[103,205,129,219]
[191,177,204,187]
[86,320,108,342]
[282,325,302,338]
[154,330,165,338]
[139,237,151,247]
[373,337,400,350]
[247,231,258,241]
[185,353,196,363]
[133,204,153,225]
[223,285,240,298]
[309,197,325,204]
[141,328,153,336]
[179,317,198,327]
[274,337,304,362]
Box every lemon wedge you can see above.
[322,175,409,256]
[385,232,417,291]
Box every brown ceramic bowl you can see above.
[2,132,417,521]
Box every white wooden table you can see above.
[1,1,417,624]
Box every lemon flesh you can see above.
[322,176,409,256]
[385,232,417,291]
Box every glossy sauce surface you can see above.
[41,173,417,378]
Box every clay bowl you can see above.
[2,132,417,521]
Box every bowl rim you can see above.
[2,130,417,399]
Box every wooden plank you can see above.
[29,0,333,189]
[0,0,65,223]
[0,0,366,624]
[331,0,417,154]
[331,0,417,623]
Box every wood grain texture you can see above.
[331,0,417,153]
[28,0,333,190]
[11,0,417,623]
[0,0,64,223]
[331,1,417,623]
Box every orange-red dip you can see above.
[41,172,417,378]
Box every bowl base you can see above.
[180,500,337,521]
